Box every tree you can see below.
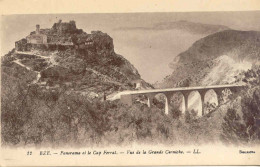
[241,88,260,142]
[220,108,247,144]
[221,89,260,145]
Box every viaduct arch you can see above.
[120,84,244,116]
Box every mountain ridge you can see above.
[114,20,230,34]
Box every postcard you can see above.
[1,0,260,166]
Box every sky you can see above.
[1,11,260,83]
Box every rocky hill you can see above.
[158,30,260,88]
[2,20,151,100]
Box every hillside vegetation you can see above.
[2,65,259,147]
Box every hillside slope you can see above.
[159,30,260,88]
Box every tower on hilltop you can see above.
[36,24,40,34]
[26,24,47,44]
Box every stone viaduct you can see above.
[120,84,244,115]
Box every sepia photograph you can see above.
[1,0,260,166]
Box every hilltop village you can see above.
[15,20,111,52]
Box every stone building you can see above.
[26,25,47,44]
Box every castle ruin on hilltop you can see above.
[15,20,79,51]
